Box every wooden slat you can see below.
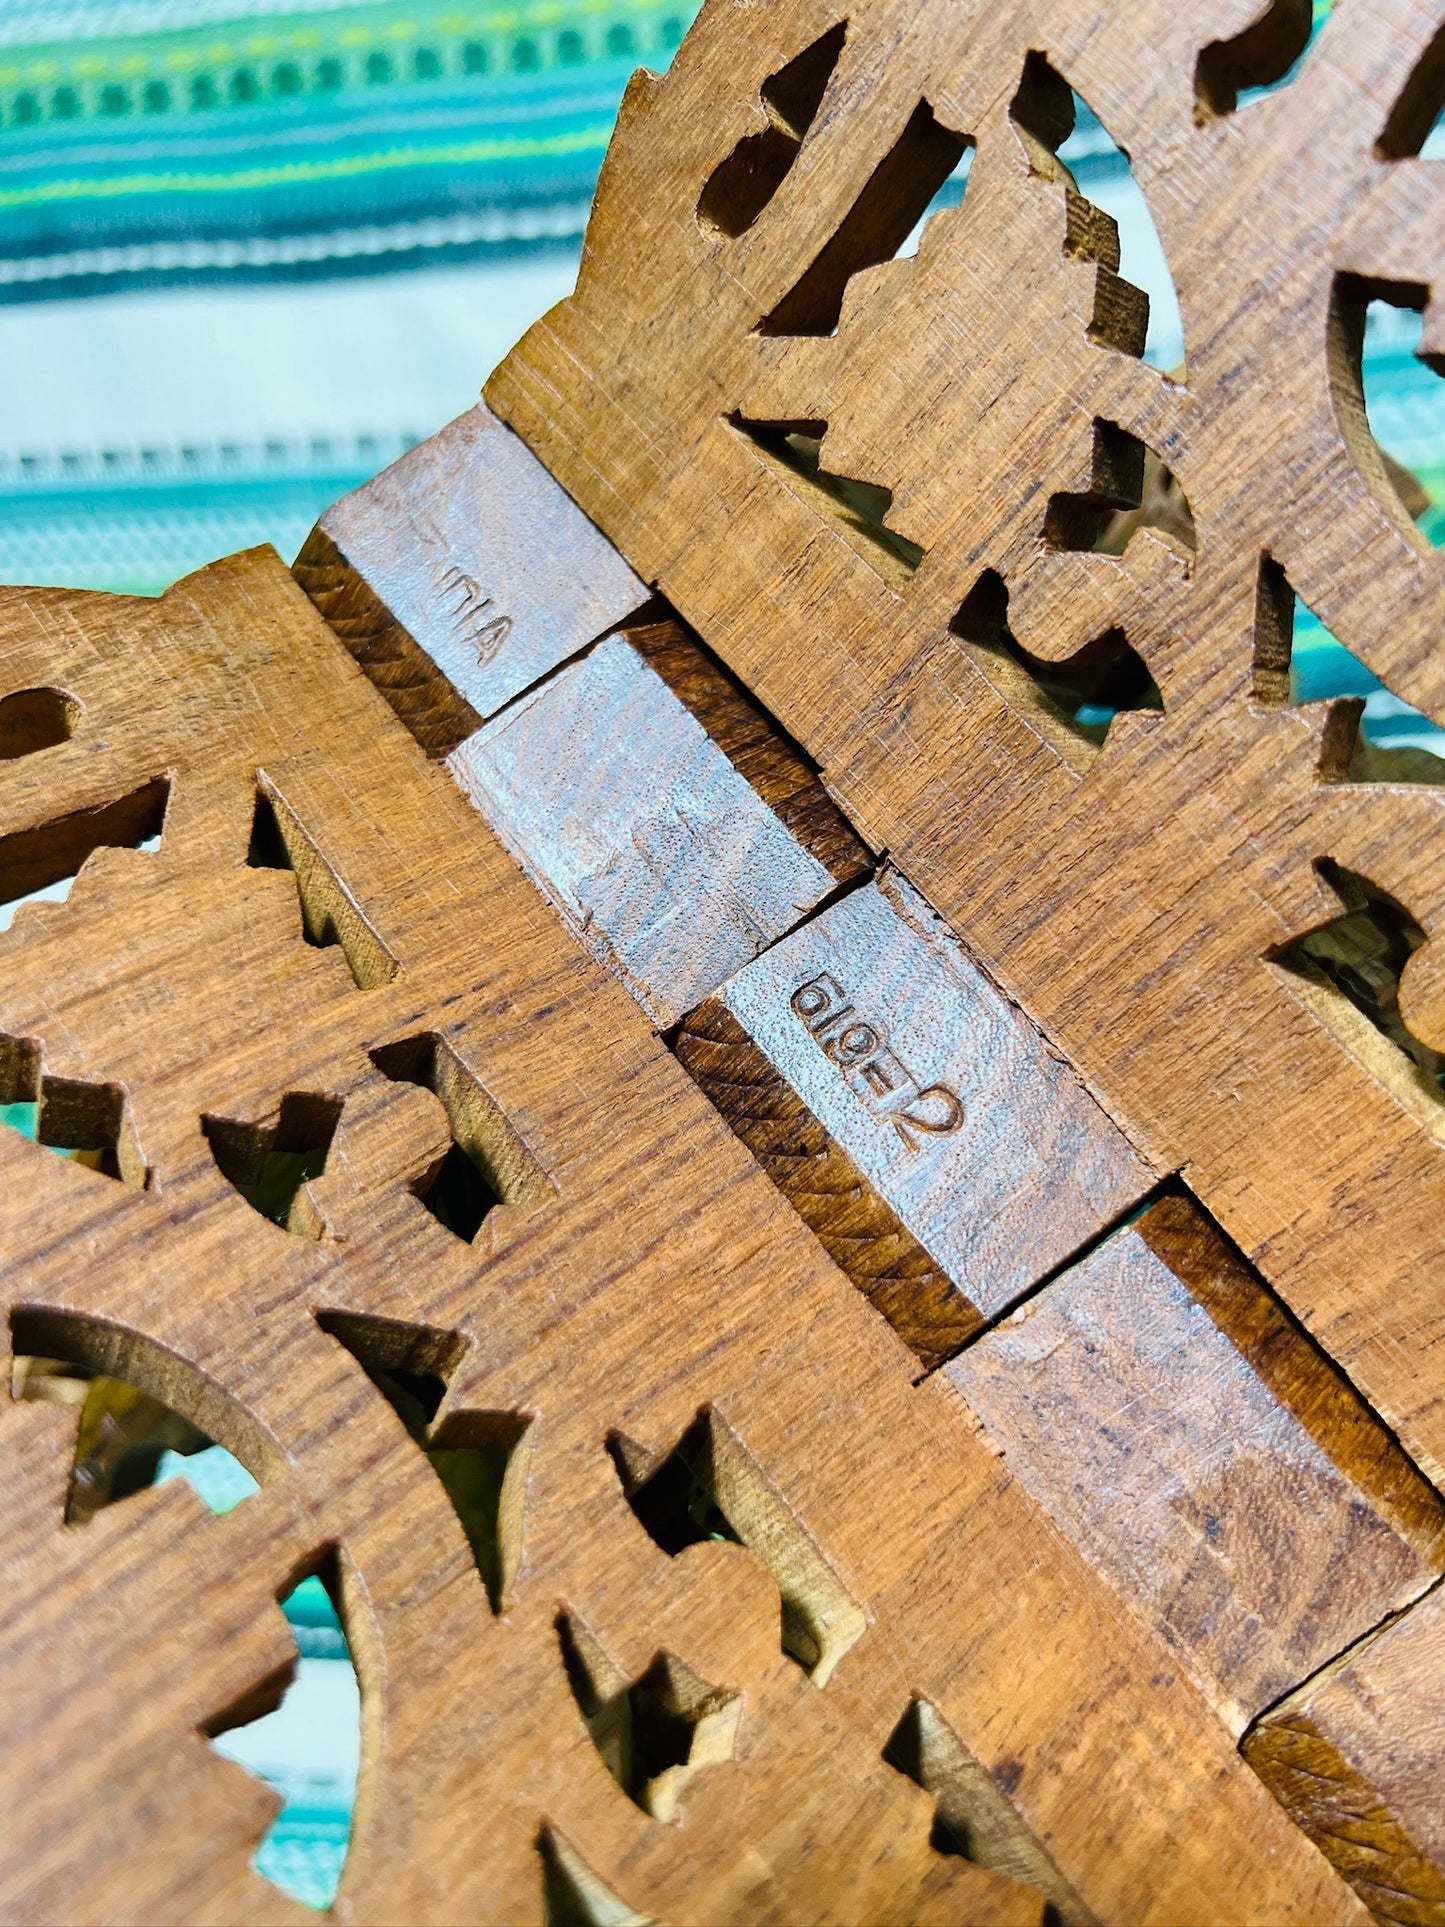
[483,0,1445,1490]
[447,626,859,1027]
[948,1194,1445,1731]
[688,869,1159,1334]
[295,402,650,739]
[675,997,980,1369]
[1243,1583,1445,1924]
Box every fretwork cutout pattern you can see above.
[488,0,1445,1545]
[0,548,1365,1925]
[9,0,1445,1916]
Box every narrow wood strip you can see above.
[627,619,872,886]
[446,634,845,1028]
[300,401,651,727]
[1244,1580,1445,1924]
[1243,1716,1445,1927]
[948,1195,1445,1732]
[293,525,481,760]
[710,869,1159,1321]
[1136,1196,1445,1565]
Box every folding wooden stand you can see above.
[4,2,1445,1921]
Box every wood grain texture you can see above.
[1244,1581,1445,1925]
[0,547,1364,1925]
[297,401,650,731]
[292,524,482,759]
[704,868,1159,1322]
[447,626,856,1027]
[485,0,1445,1487]
[674,997,981,1369]
[948,1194,1445,1731]
[628,621,872,887]
[1244,1715,1445,1927]
[10,0,1445,1907]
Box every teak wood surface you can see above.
[6,0,1445,1920]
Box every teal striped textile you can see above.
[0,3,689,296]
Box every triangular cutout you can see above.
[318,1313,531,1612]
[1012,53,1183,372]
[206,1550,359,1913]
[728,414,922,584]
[1251,555,1445,782]
[881,1696,1084,1915]
[554,1612,741,1822]
[538,1826,655,1927]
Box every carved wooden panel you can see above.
[8,0,1445,1920]
[488,0,1445,1502]
[0,551,1357,1924]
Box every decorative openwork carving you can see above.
[0,554,1357,1924]
[490,0,1445,1491]
[8,0,1445,1919]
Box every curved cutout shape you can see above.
[1328,275,1443,550]
[371,1030,550,1230]
[697,23,845,238]
[9,1305,284,1486]
[202,1093,342,1236]
[555,1611,741,1821]
[1045,419,1196,555]
[1097,448,1197,555]
[1044,419,1148,552]
[1195,0,1314,120]
[11,1355,210,1525]
[319,1311,531,1613]
[0,688,76,761]
[759,98,970,336]
[610,1406,867,1686]
[1267,861,1445,1134]
[1250,554,1445,782]
[952,570,1163,767]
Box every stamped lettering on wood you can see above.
[693,871,1158,1340]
